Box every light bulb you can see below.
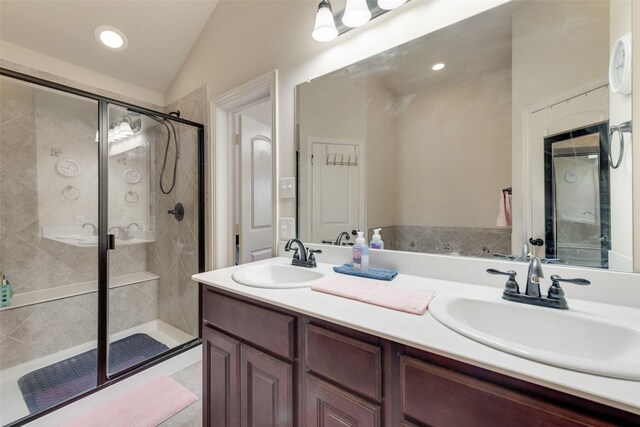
[94,26,128,51]
[378,0,407,10]
[342,0,371,28]
[119,121,133,136]
[312,0,338,42]
[432,63,446,71]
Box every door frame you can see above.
[211,71,278,268]
[303,136,366,243]
[543,122,611,267]
[519,75,608,255]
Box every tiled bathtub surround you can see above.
[369,225,512,258]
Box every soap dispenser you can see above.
[371,228,384,250]
[352,231,369,272]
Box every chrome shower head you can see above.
[122,115,142,133]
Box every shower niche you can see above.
[0,71,204,426]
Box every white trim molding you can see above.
[210,70,279,269]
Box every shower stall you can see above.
[0,70,204,426]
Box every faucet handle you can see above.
[308,248,322,260]
[549,275,591,286]
[547,275,590,308]
[486,269,519,294]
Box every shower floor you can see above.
[0,320,194,426]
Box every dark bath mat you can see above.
[17,333,169,414]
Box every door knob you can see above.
[529,237,544,246]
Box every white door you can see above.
[239,114,272,263]
[311,141,362,243]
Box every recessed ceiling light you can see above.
[432,63,446,71]
[94,26,128,51]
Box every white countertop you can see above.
[193,257,640,415]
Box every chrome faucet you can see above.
[334,231,351,246]
[525,256,544,297]
[284,239,322,268]
[82,223,98,236]
[487,257,591,310]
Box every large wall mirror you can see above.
[295,0,635,272]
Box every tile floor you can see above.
[21,346,202,426]
[160,360,202,426]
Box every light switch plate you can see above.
[280,217,295,239]
[279,177,296,199]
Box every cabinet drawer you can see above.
[305,374,381,427]
[306,324,382,401]
[400,356,612,427]
[203,290,295,360]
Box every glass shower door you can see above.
[0,77,99,424]
[106,104,199,377]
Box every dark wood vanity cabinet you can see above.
[201,287,640,427]
[202,290,294,427]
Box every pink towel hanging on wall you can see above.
[497,189,512,227]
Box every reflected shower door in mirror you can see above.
[544,124,610,269]
[295,0,635,272]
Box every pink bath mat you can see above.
[60,376,197,427]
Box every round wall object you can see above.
[609,33,632,95]
[56,159,80,177]
[565,172,578,183]
[123,168,141,184]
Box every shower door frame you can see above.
[0,68,206,427]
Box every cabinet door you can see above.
[306,374,381,427]
[400,356,611,427]
[203,326,241,427]
[240,344,293,427]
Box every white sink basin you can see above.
[232,261,326,289]
[429,291,640,380]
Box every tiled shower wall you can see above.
[0,279,159,370]
[148,87,206,338]
[369,225,512,258]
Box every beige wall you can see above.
[365,77,397,230]
[396,67,512,228]
[1,41,165,107]
[165,0,511,243]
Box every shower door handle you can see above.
[108,234,116,250]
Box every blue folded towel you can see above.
[333,263,398,281]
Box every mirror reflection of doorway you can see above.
[544,123,610,268]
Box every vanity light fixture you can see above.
[432,63,446,71]
[342,0,372,28]
[311,0,409,42]
[312,0,339,42]
[94,26,128,51]
[378,0,407,10]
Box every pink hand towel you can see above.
[311,276,435,315]
[497,190,512,227]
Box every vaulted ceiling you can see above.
[0,1,219,93]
